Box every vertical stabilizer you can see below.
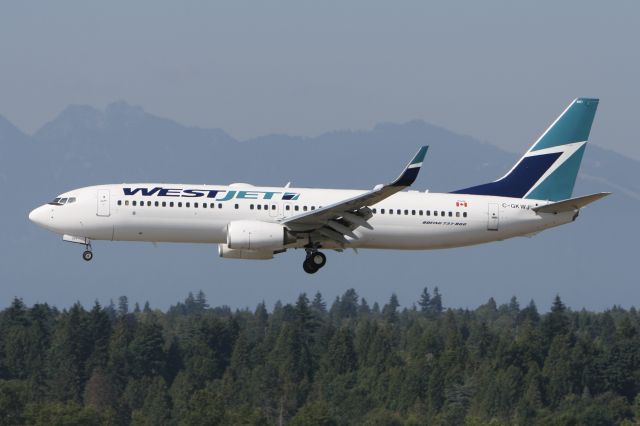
[452,98,599,201]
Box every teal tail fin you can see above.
[453,98,599,201]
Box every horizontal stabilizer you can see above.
[533,192,611,214]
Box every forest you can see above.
[1,287,640,426]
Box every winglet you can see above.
[390,146,428,187]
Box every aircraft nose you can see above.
[29,205,49,227]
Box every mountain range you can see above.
[1,102,637,311]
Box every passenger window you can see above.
[203,203,207,208]
[397,209,401,215]
[257,205,262,210]
[117,200,122,206]
[456,212,460,217]
[303,206,308,211]
[194,202,198,208]
[381,208,385,214]
[264,204,268,210]
[133,201,137,206]
[186,202,190,208]
[441,211,445,216]
[419,210,423,215]
[210,203,214,208]
[295,205,299,211]
[272,205,276,210]
[404,210,409,215]
[463,212,468,218]
[178,202,182,207]
[389,209,393,215]
[372,208,377,214]
[411,210,415,215]
[218,203,222,209]
[234,204,239,209]
[448,211,452,217]
[162,202,166,207]
[155,201,159,207]
[147,201,151,206]
[434,211,437,216]
[286,205,290,211]
[250,204,254,210]
[125,200,129,206]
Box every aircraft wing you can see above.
[533,192,611,214]
[281,146,428,245]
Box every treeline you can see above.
[1,288,640,425]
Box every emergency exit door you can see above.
[97,189,110,217]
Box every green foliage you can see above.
[2,291,640,424]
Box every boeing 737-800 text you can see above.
[29,98,609,273]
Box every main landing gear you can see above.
[303,249,326,274]
[82,243,93,262]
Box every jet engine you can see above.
[226,220,296,251]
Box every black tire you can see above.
[310,252,326,268]
[303,259,318,274]
[82,251,93,262]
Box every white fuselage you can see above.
[28,183,575,251]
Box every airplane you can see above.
[29,98,609,274]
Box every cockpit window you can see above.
[48,196,76,206]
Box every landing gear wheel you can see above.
[303,249,326,274]
[82,250,93,262]
[310,252,326,268]
[303,259,319,274]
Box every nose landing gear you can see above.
[82,243,93,262]
[303,250,326,274]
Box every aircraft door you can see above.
[487,203,499,231]
[97,189,111,217]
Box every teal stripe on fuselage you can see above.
[525,143,586,201]
[531,98,598,151]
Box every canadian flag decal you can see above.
[456,201,468,207]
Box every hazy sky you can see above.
[1,1,639,158]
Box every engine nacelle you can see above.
[218,244,274,260]
[226,220,295,250]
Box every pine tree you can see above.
[195,290,209,311]
[358,298,371,316]
[338,289,359,320]
[185,292,196,314]
[431,287,443,315]
[418,287,431,313]
[509,296,520,315]
[311,292,326,314]
[542,294,570,340]
[382,294,400,323]
[117,296,129,317]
